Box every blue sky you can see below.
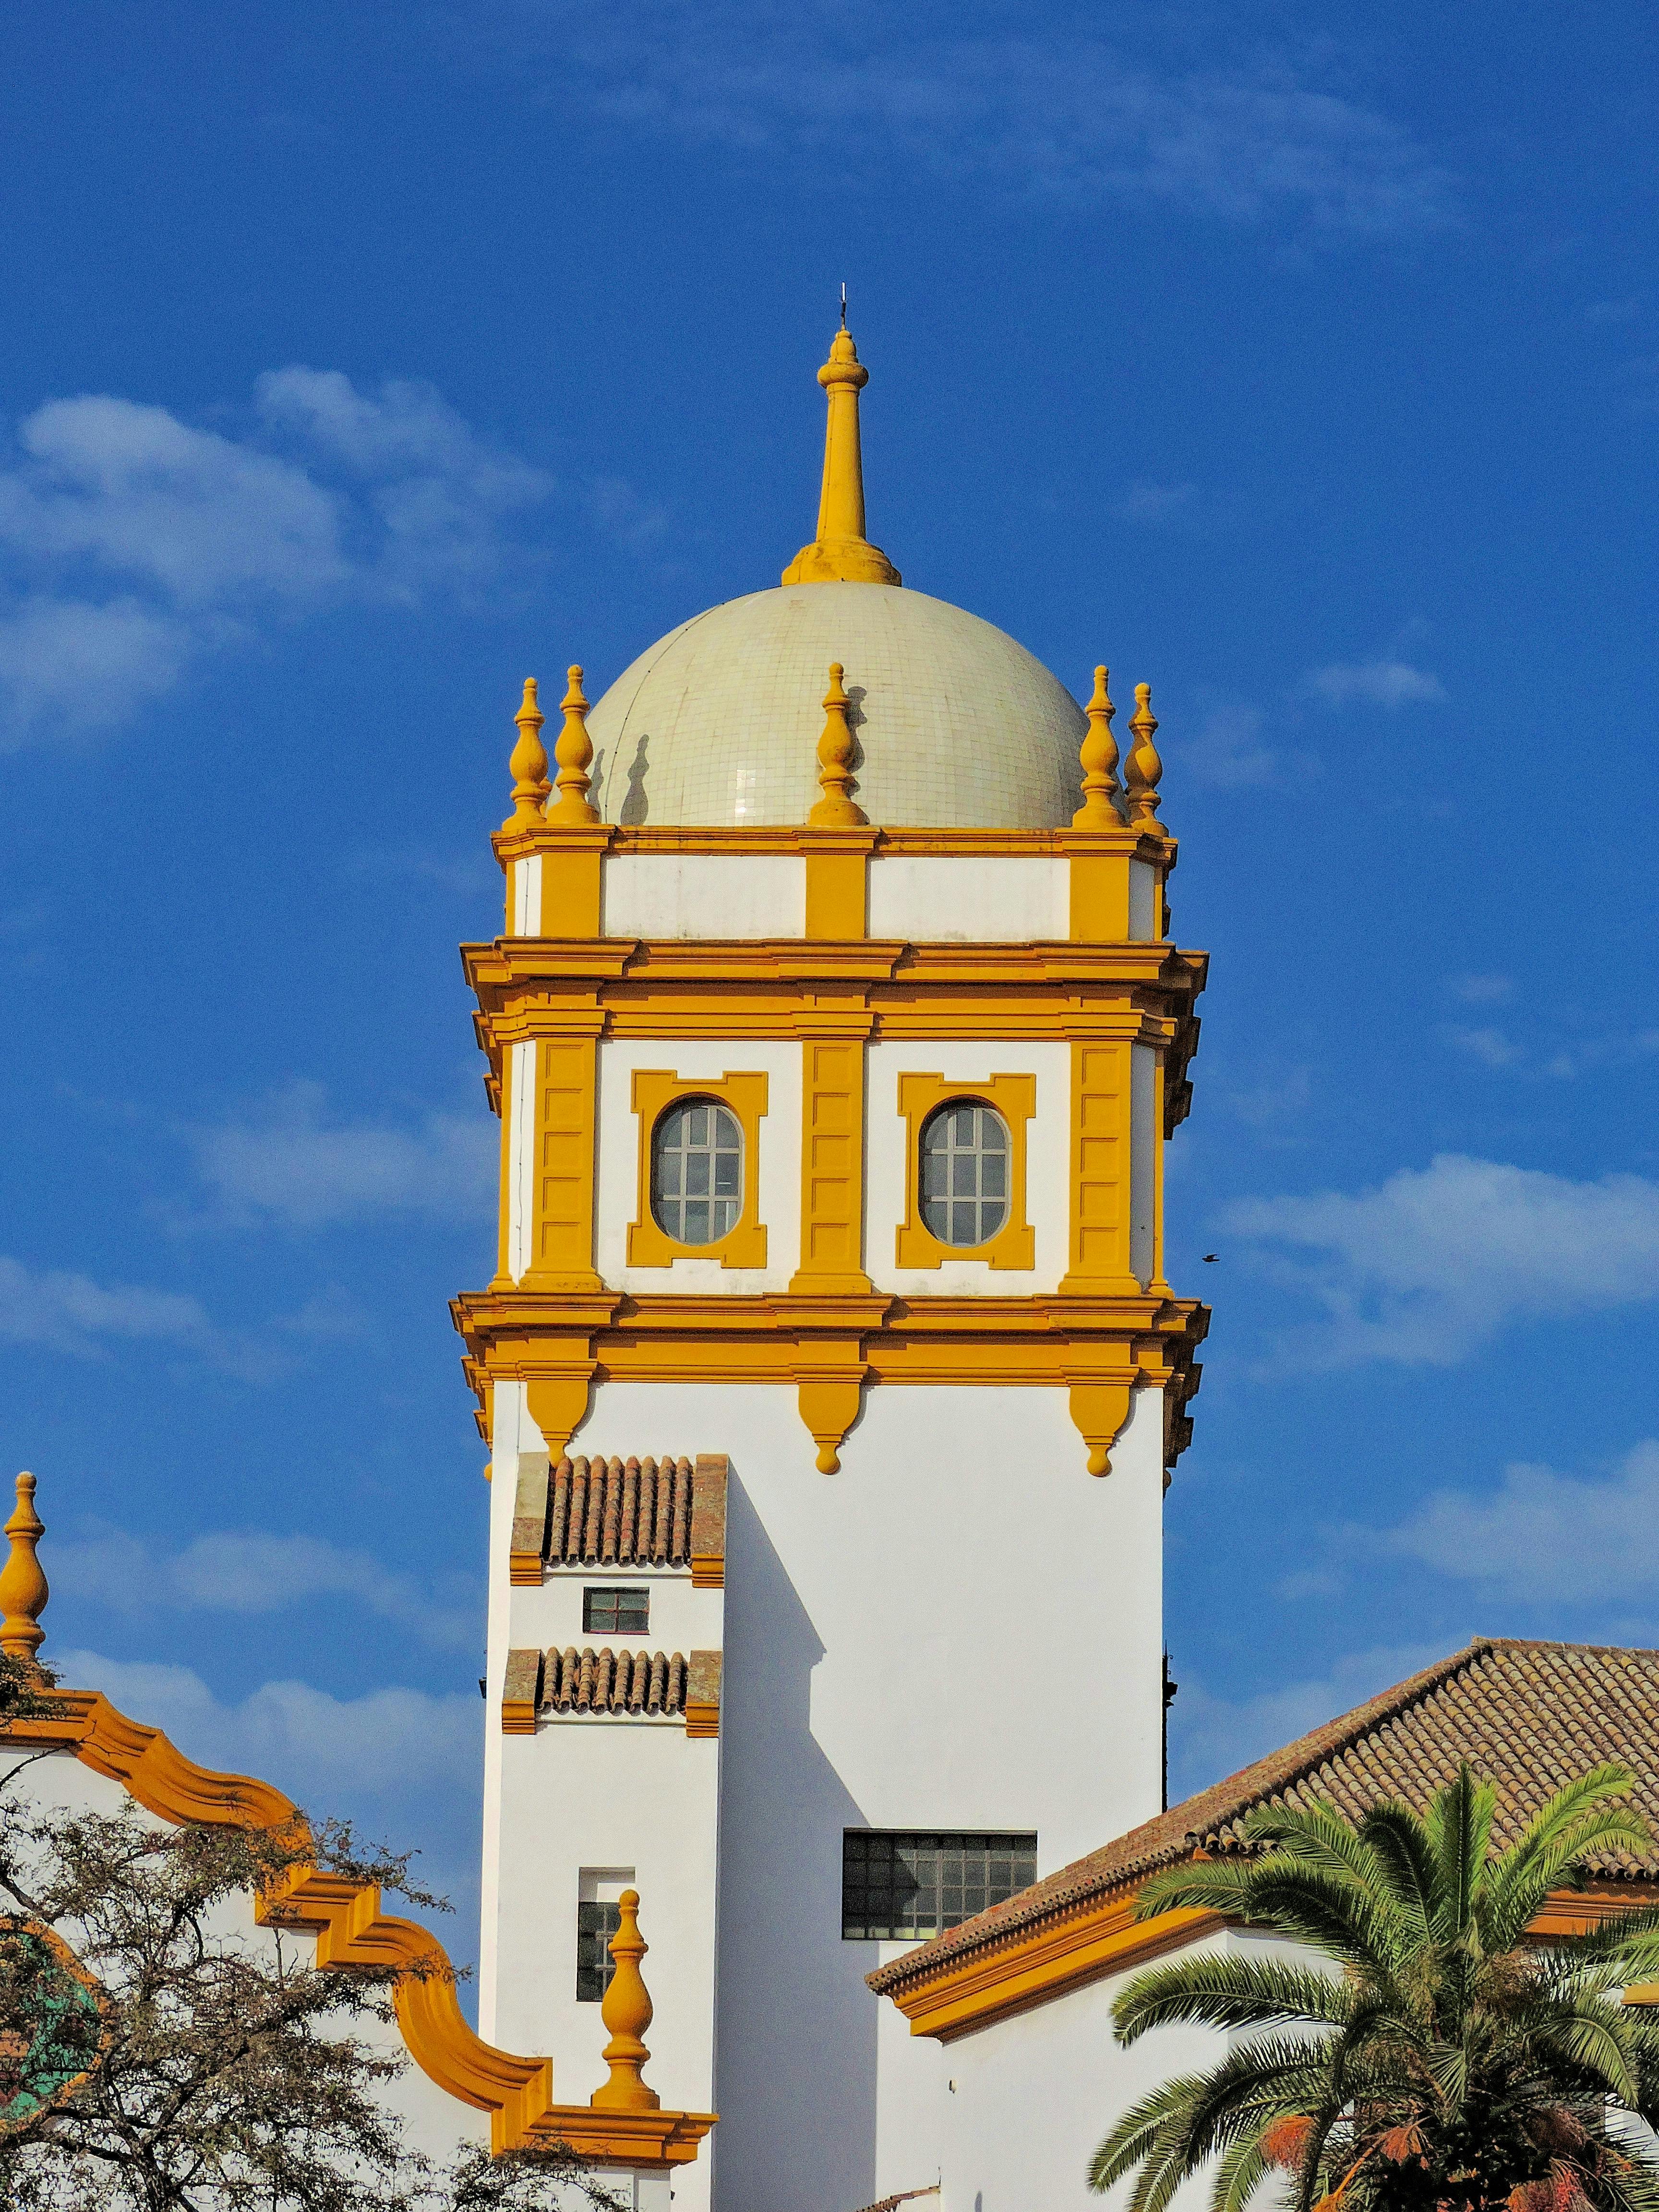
[2,0,1657,1956]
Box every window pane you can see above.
[576,1900,622,2001]
[842,1831,1037,1940]
[584,1587,649,1635]
[652,1097,745,1247]
[917,1102,1014,1250]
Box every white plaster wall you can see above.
[866,1041,1070,1296]
[511,854,542,937]
[537,1377,1167,2212]
[602,854,806,939]
[1129,857,1158,940]
[491,1723,721,2212]
[595,1037,802,1292]
[869,856,1069,941]
[506,1042,536,1284]
[926,1928,1242,2212]
[1131,1042,1156,1290]
[481,1378,529,2034]
[508,1568,723,1658]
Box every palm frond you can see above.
[1227,1861,1404,1981]
[1112,1952,1356,2045]
[1353,1801,1438,1943]
[1425,1762,1496,1946]
[1135,1857,1269,1923]
[1479,1766,1644,1949]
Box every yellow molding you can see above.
[894,1072,1036,1272]
[884,1896,1222,2042]
[0,1694,716,2166]
[497,824,1175,860]
[455,1287,1208,1473]
[626,1070,769,1271]
[878,1878,1659,2044]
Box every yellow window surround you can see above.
[626,1069,770,1270]
[894,1071,1037,1272]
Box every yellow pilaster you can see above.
[521,1022,605,1294]
[1059,1036,1141,1297]
[790,1015,874,1295]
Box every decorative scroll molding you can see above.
[0,1694,715,2166]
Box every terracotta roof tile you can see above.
[869,1638,1659,2000]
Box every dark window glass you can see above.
[583,1587,650,1636]
[919,1103,1010,1248]
[841,1831,1038,1941]
[576,1901,621,2001]
[652,1099,743,1245]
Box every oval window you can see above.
[651,1098,744,1247]
[919,1100,1010,1249]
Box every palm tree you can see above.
[1090,1762,1659,2212]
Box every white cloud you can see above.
[1380,1440,1659,1607]
[1451,973,1515,1005]
[1221,1153,1659,1366]
[554,6,1454,235]
[1445,1024,1521,1069]
[0,371,553,748]
[1114,480,1198,526]
[1168,1641,1449,1803]
[46,1648,479,1849]
[0,1254,215,1358]
[1177,700,1279,789]
[1304,658,1446,707]
[180,1080,496,1230]
[50,1525,476,1651]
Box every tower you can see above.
[457,326,1207,2212]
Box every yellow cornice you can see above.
[453,1288,1207,1465]
[873,1878,1659,2044]
[495,823,1174,863]
[0,1694,715,2166]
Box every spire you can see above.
[1072,665,1123,825]
[0,1471,47,1666]
[502,678,549,830]
[590,1889,661,2111]
[807,662,867,827]
[782,320,902,588]
[547,664,600,824]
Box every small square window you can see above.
[583,1587,650,1636]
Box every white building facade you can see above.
[461,323,1208,2212]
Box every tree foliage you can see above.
[0,1733,621,2212]
[1090,1762,1659,2212]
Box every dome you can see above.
[588,583,1086,831]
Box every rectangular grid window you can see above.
[842,1831,1038,1941]
[583,1587,650,1635]
[576,1901,621,2001]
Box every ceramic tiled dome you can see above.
[587,582,1085,830]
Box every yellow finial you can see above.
[502,678,549,830]
[781,323,902,588]
[0,1472,47,1666]
[547,665,600,825]
[590,1889,661,2112]
[807,663,867,827]
[1125,683,1165,828]
[1072,665,1123,825]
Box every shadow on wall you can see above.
[714,1471,878,2212]
[619,734,650,823]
